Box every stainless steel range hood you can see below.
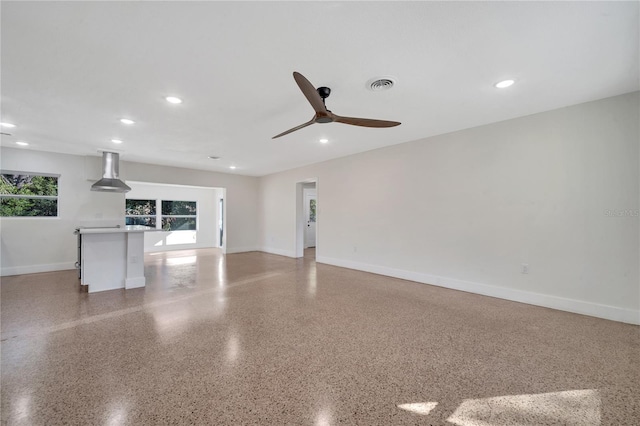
[90,152,131,193]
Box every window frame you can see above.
[125,198,198,231]
[160,200,198,231]
[125,198,158,228]
[0,170,60,218]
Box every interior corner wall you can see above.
[258,92,640,324]
[1,149,260,276]
[126,182,220,253]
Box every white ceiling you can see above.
[1,1,638,176]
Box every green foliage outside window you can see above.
[126,199,156,215]
[162,217,196,231]
[162,201,196,215]
[0,174,58,217]
[309,199,316,223]
[125,217,157,227]
[162,201,197,231]
[125,199,197,231]
[125,199,156,227]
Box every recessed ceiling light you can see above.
[111,139,123,144]
[120,118,135,125]
[1,122,16,128]
[319,138,329,144]
[165,96,183,104]
[229,165,236,170]
[495,79,515,89]
[16,141,28,146]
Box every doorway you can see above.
[304,188,317,248]
[295,179,318,259]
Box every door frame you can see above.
[295,178,318,258]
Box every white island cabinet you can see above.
[75,225,159,293]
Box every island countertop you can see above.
[75,225,161,234]
[75,225,159,293]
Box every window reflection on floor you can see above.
[398,402,438,416]
[165,255,197,266]
[398,389,600,426]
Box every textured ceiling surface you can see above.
[1,1,638,176]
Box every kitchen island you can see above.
[75,225,159,293]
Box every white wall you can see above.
[258,92,640,324]
[1,149,259,275]
[126,182,222,253]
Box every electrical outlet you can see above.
[521,264,529,274]
[353,246,357,253]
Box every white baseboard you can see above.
[1,262,76,277]
[125,277,145,289]
[259,247,297,258]
[225,246,260,254]
[316,256,640,326]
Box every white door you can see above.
[304,190,317,248]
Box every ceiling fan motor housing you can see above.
[315,86,333,122]
[317,86,331,99]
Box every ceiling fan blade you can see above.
[272,118,316,139]
[293,72,327,114]
[334,115,401,128]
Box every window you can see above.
[309,199,316,222]
[125,199,156,227]
[161,200,197,231]
[0,172,59,217]
[125,199,197,231]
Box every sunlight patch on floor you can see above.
[446,389,600,426]
[166,230,196,245]
[397,402,438,416]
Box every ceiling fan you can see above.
[273,72,401,139]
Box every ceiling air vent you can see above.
[367,77,396,92]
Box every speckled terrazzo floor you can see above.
[1,248,639,425]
